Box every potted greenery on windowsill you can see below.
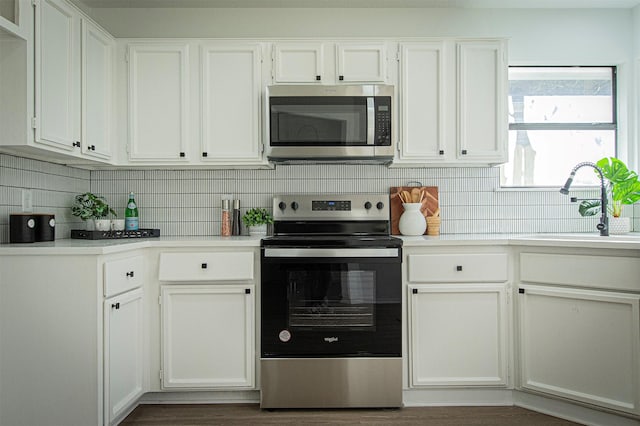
[578,157,640,234]
[241,208,273,236]
[71,192,117,231]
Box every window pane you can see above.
[501,129,616,187]
[509,67,613,124]
[503,66,616,188]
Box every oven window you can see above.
[287,266,375,329]
[270,97,367,145]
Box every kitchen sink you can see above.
[524,233,640,242]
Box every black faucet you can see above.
[560,162,609,237]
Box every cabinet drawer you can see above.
[408,253,507,283]
[104,255,144,297]
[158,251,254,282]
[520,253,640,292]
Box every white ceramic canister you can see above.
[398,203,426,236]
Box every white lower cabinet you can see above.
[408,283,509,387]
[160,284,255,389]
[104,287,144,425]
[406,250,510,388]
[518,284,640,415]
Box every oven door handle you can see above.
[263,248,399,258]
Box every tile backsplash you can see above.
[0,154,90,243]
[1,153,636,243]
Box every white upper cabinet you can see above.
[127,42,190,162]
[395,38,507,166]
[271,41,388,84]
[336,42,387,83]
[35,0,79,152]
[200,42,266,164]
[272,42,324,83]
[456,40,507,163]
[82,19,112,160]
[34,0,113,161]
[398,41,447,162]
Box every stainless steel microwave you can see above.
[266,84,395,164]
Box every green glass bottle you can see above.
[125,192,139,231]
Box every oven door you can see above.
[261,247,401,358]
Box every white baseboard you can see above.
[513,391,640,426]
[138,390,260,405]
[403,388,513,407]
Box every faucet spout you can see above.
[560,162,609,236]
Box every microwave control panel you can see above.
[374,97,392,146]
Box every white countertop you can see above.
[1,233,640,255]
[0,236,263,255]
[400,232,640,250]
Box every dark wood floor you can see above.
[121,404,581,425]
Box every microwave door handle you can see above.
[367,97,375,145]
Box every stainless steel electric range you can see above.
[260,194,403,409]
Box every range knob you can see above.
[376,201,385,210]
[278,201,287,211]
[291,201,299,211]
[364,201,372,210]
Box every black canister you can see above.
[9,214,36,243]
[34,214,55,242]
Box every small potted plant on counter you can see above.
[71,192,117,231]
[242,207,273,236]
[578,157,640,234]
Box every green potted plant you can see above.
[71,192,117,231]
[578,157,640,234]
[241,207,273,236]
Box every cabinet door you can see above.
[34,0,79,152]
[408,283,508,387]
[336,42,387,83]
[456,40,507,163]
[272,42,324,83]
[104,288,144,425]
[82,19,113,160]
[398,42,448,162]
[161,285,255,389]
[518,285,640,415]
[128,43,190,162]
[201,43,264,164]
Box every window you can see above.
[502,66,616,187]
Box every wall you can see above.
[0,155,634,242]
[0,154,90,243]
[90,165,627,237]
[1,5,639,242]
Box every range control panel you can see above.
[312,200,351,211]
[273,194,389,221]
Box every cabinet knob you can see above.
[202,152,208,157]
[179,152,185,158]
[461,149,468,155]
[339,75,344,81]
[316,75,321,81]
[111,302,120,310]
[72,141,81,148]
[245,288,251,294]
[90,145,96,151]
[456,265,463,271]
[201,263,208,269]
[412,288,418,294]
[439,150,445,155]
[126,271,134,278]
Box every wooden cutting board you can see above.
[389,186,439,235]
